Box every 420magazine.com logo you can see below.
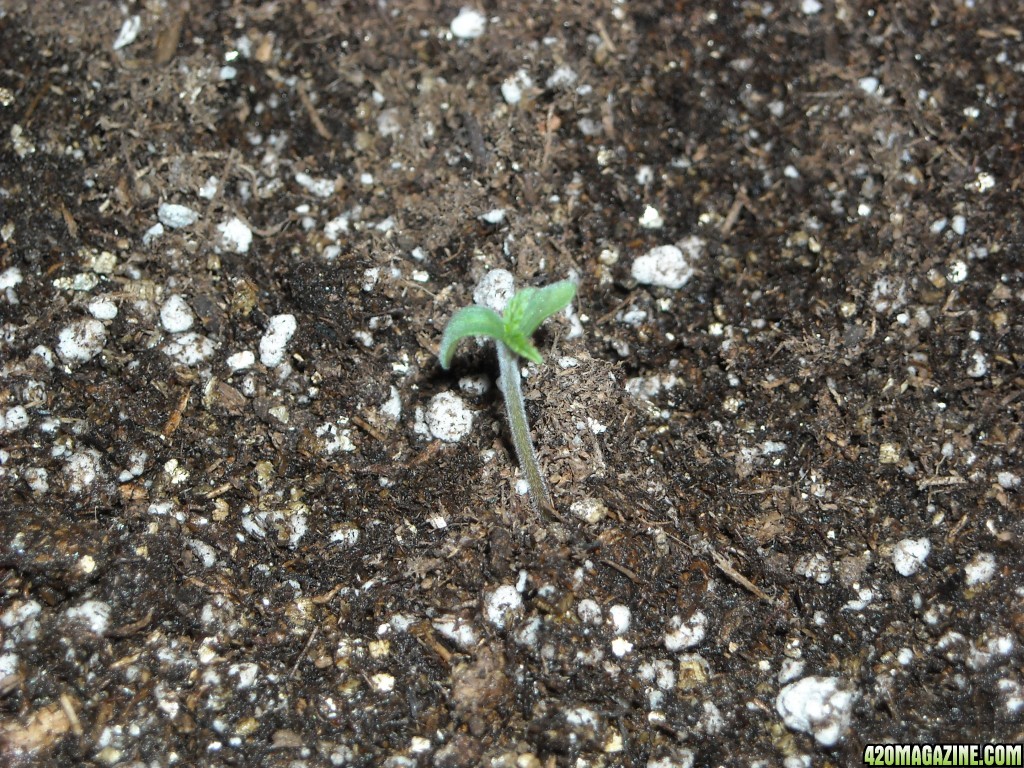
[863,743,1022,766]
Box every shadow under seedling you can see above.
[439,279,577,513]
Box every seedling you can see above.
[439,279,577,513]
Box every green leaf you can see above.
[500,286,534,335]
[501,331,543,364]
[499,280,575,364]
[438,305,506,369]
[439,280,577,369]
[512,280,577,338]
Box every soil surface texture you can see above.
[1,1,1022,766]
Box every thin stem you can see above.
[496,340,552,513]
